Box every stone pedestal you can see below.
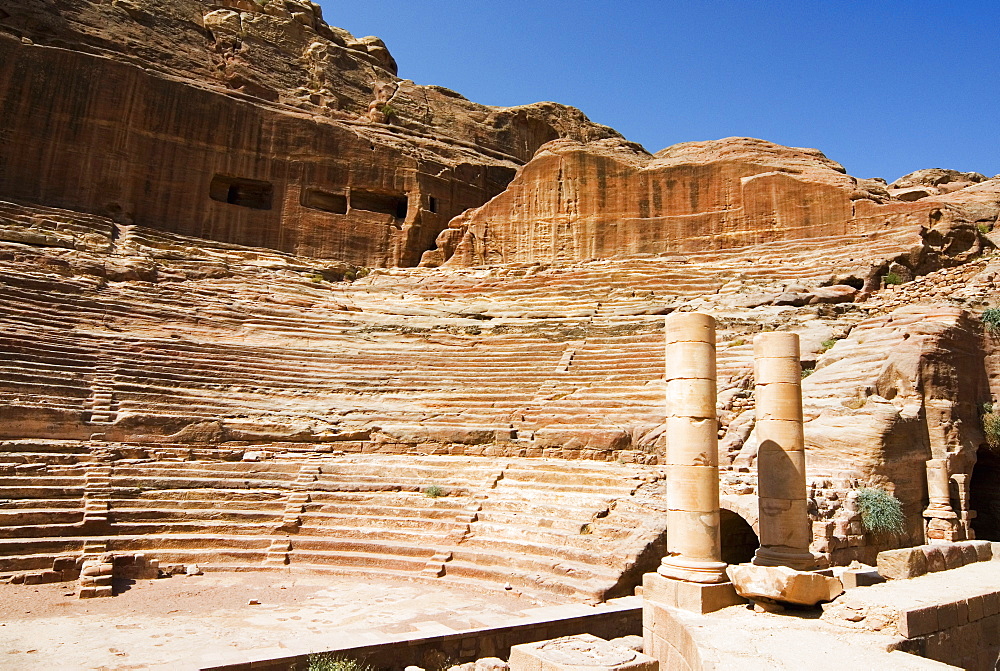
[752,332,814,570]
[508,633,658,671]
[658,312,727,584]
[642,571,743,615]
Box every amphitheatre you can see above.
[0,1,999,670]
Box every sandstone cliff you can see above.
[0,0,618,267]
[427,137,1000,271]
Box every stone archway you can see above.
[971,448,1000,541]
[720,496,760,565]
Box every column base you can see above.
[752,546,817,571]
[643,571,745,614]
[658,555,728,584]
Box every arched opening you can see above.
[720,509,759,564]
[971,447,1000,541]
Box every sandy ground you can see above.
[0,571,548,671]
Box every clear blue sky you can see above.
[323,1,1000,182]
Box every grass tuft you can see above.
[424,484,444,498]
[307,653,372,671]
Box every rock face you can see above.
[427,136,1000,267]
[0,0,618,267]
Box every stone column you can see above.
[752,332,814,570]
[924,458,959,543]
[658,312,727,584]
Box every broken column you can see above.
[924,458,960,542]
[658,312,727,584]
[752,332,814,570]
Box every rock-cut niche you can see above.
[210,175,273,210]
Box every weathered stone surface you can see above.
[0,1,618,268]
[727,563,844,605]
[429,136,999,268]
[509,634,657,671]
[877,547,929,580]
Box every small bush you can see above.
[856,488,905,537]
[982,308,1000,334]
[729,338,745,347]
[978,223,992,235]
[883,272,903,286]
[819,338,838,352]
[983,408,1000,451]
[380,104,396,119]
[307,653,371,671]
[801,367,814,378]
[424,484,444,498]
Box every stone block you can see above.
[642,572,744,614]
[52,557,76,572]
[955,600,970,627]
[941,544,964,570]
[23,573,42,585]
[78,587,96,599]
[840,568,885,589]
[968,540,993,562]
[982,614,999,642]
[923,545,946,573]
[983,591,1000,617]
[508,633,658,671]
[957,542,978,565]
[94,585,113,598]
[40,570,61,583]
[877,547,928,580]
[967,595,986,622]
[937,603,959,630]
[726,564,843,606]
[899,606,940,638]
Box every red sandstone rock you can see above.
[428,138,999,268]
[0,0,618,267]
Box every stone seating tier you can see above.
[0,455,664,601]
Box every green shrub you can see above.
[424,484,444,498]
[819,338,838,352]
[982,308,1000,333]
[978,223,992,235]
[380,104,396,119]
[983,407,1000,451]
[307,653,371,671]
[801,367,814,378]
[729,338,745,347]
[883,272,903,286]
[856,488,905,537]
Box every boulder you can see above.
[726,564,844,606]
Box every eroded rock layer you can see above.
[0,0,617,267]
[427,137,1000,268]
